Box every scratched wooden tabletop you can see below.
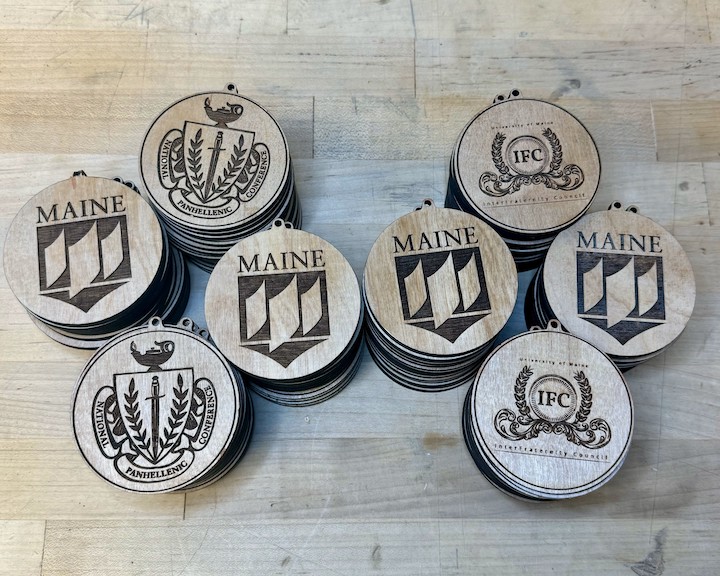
[1,2,719,574]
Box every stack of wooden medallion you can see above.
[463,322,634,500]
[72,317,253,492]
[3,173,189,349]
[525,203,696,370]
[205,219,363,406]
[445,90,601,270]
[363,200,517,391]
[139,84,301,272]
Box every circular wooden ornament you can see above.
[204,220,362,394]
[363,200,517,358]
[450,95,600,236]
[539,204,695,362]
[72,317,248,493]
[4,173,166,331]
[464,323,633,499]
[139,85,291,233]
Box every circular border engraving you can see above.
[140,91,290,230]
[454,98,600,234]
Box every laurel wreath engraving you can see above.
[207,138,248,203]
[494,366,611,449]
[479,128,585,196]
[123,379,151,455]
[187,129,206,198]
[159,374,189,454]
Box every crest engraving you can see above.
[576,251,665,344]
[238,271,330,368]
[91,340,216,483]
[158,97,270,218]
[494,366,611,449]
[479,128,584,197]
[394,247,491,342]
[36,215,131,312]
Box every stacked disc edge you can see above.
[205,220,363,406]
[363,200,517,391]
[445,92,601,270]
[525,203,696,370]
[72,317,253,492]
[3,173,189,348]
[139,85,301,272]
[463,323,633,500]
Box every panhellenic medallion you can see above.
[158,97,270,219]
[93,339,215,483]
[72,317,252,492]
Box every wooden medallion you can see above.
[140,85,290,231]
[450,95,600,236]
[464,323,633,499]
[204,220,362,399]
[363,200,517,358]
[72,317,250,493]
[538,205,696,363]
[4,173,170,337]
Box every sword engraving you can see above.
[204,131,225,201]
[145,375,165,461]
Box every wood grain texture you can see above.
[0,521,44,576]
[0,0,719,574]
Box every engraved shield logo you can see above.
[394,247,491,342]
[576,252,665,344]
[157,97,271,218]
[238,271,330,367]
[36,215,131,312]
[91,341,217,484]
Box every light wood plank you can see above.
[288,0,415,37]
[412,0,692,43]
[314,97,656,162]
[0,439,184,520]
[0,31,414,96]
[416,40,686,100]
[654,100,720,162]
[0,0,288,34]
[0,521,44,576]
[41,519,720,575]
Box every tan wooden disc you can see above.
[453,98,600,234]
[204,221,362,382]
[542,207,696,358]
[4,174,164,327]
[468,326,633,498]
[363,201,517,356]
[139,87,290,231]
[72,317,242,493]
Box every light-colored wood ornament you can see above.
[72,317,249,493]
[4,173,166,330]
[540,204,696,361]
[465,323,633,500]
[139,85,292,232]
[204,220,362,389]
[450,93,601,236]
[363,200,517,357]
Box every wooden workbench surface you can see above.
[0,2,718,574]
